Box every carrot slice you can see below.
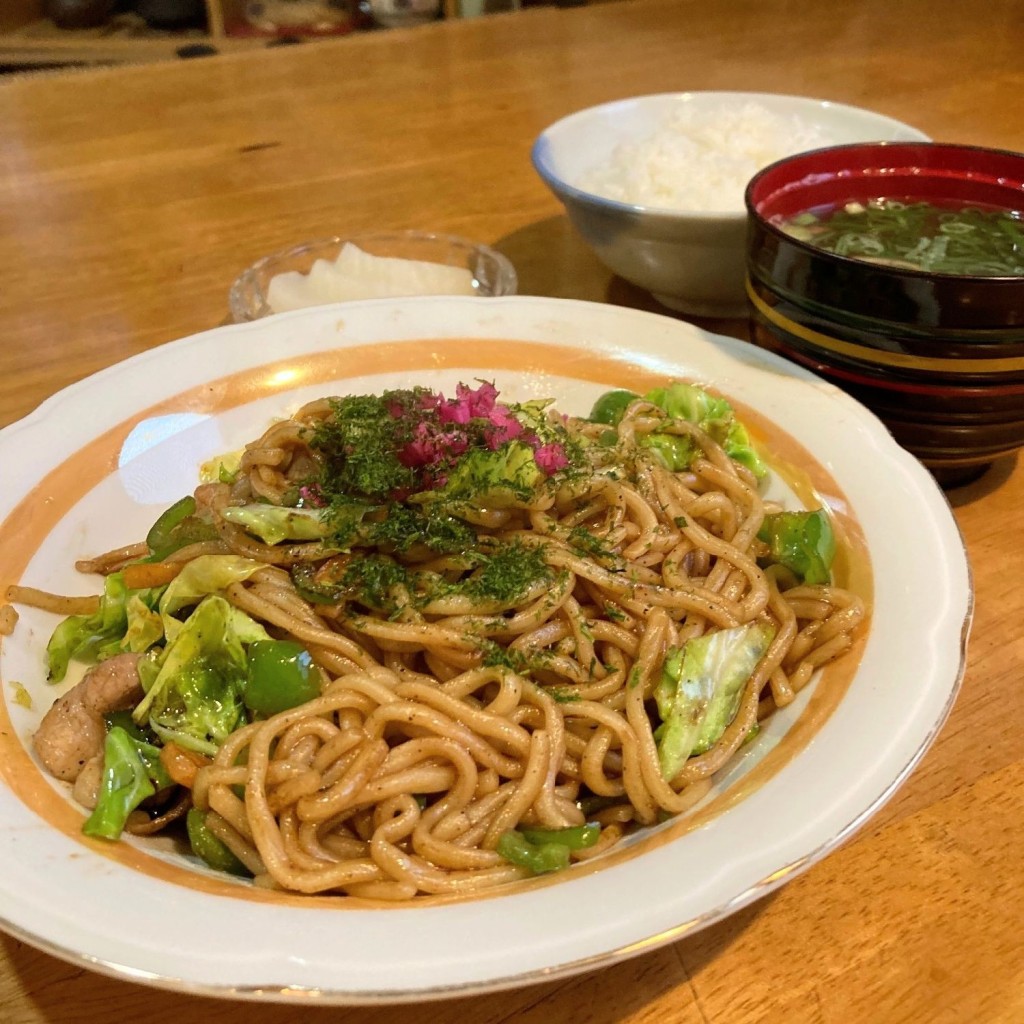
[121,562,183,590]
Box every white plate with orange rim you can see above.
[0,296,970,1003]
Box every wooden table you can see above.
[1,1,1022,1020]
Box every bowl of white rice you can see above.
[531,92,928,318]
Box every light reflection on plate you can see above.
[0,297,970,1003]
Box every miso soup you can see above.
[775,198,1024,276]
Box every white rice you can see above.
[579,100,836,213]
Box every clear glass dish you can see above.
[228,230,518,322]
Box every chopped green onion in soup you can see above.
[774,198,1024,276]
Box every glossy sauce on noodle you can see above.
[0,347,872,906]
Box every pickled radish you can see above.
[267,242,476,312]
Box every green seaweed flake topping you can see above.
[466,542,553,605]
[480,643,537,675]
[341,554,409,612]
[310,393,418,503]
[370,503,477,555]
[568,526,617,561]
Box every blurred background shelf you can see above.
[0,0,353,69]
[0,0,594,72]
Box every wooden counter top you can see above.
[1,1,1022,1021]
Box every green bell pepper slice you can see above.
[497,822,600,875]
[244,640,321,717]
[146,496,219,561]
[186,807,250,876]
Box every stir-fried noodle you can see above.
[13,381,867,900]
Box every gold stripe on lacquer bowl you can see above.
[745,280,1024,376]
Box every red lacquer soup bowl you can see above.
[745,141,1024,487]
